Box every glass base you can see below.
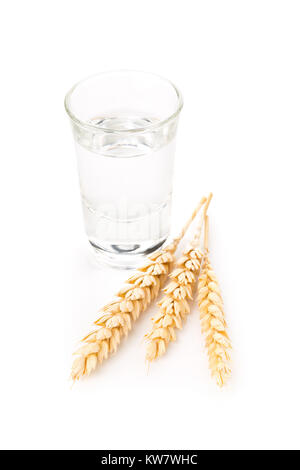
[89,238,167,269]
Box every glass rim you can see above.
[64,70,183,134]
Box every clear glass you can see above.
[65,71,183,268]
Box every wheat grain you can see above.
[145,194,213,362]
[198,216,231,387]
[145,246,203,361]
[71,197,207,380]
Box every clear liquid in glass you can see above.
[74,115,177,267]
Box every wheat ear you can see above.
[71,197,207,380]
[145,194,213,362]
[198,216,231,387]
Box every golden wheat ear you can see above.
[144,193,213,362]
[71,197,207,381]
[198,215,232,387]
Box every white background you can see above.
[1,0,300,450]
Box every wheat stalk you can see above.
[145,194,213,362]
[198,216,231,387]
[71,197,207,380]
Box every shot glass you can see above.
[65,71,183,268]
